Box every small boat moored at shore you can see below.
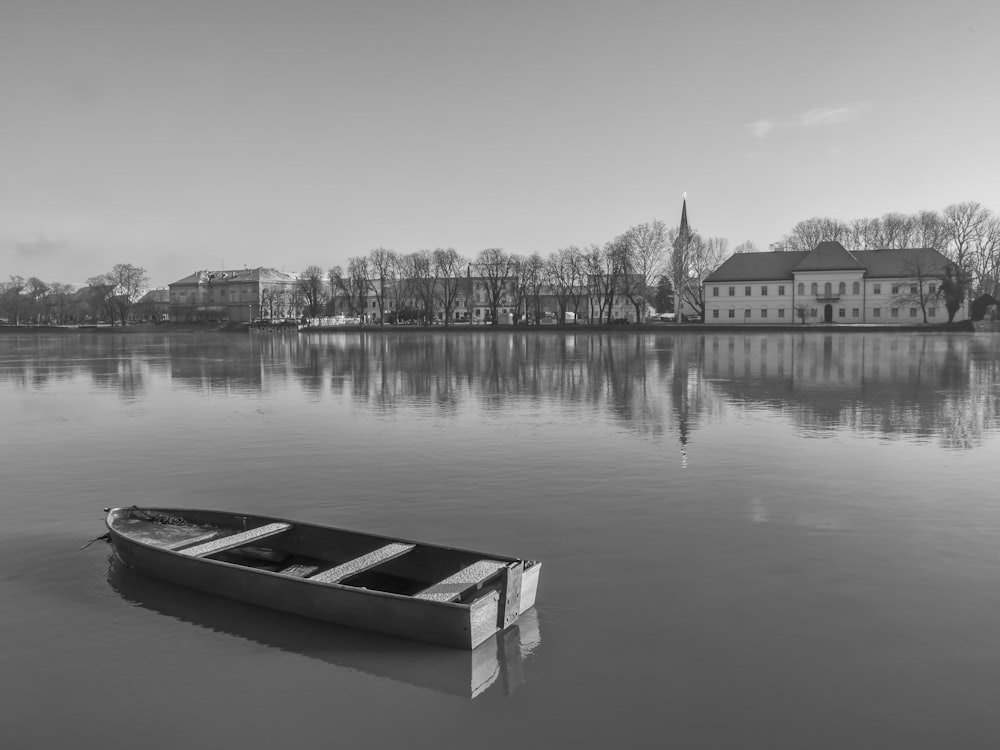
[104,507,541,649]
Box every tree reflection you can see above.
[2,330,998,449]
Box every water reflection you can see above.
[107,555,540,699]
[2,331,999,449]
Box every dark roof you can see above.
[792,241,865,272]
[706,245,953,283]
[852,248,951,278]
[705,251,808,282]
[169,268,298,286]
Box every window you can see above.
[873,284,881,294]
[797,283,804,295]
[761,309,768,318]
[824,282,832,295]
[744,309,751,318]
[839,308,846,318]
[929,307,937,317]
[778,308,785,318]
[873,308,881,318]
[745,286,752,296]
[761,286,768,295]
[728,309,735,318]
[811,282,818,295]
[929,284,936,294]
[729,286,735,296]
[891,284,899,294]
[910,308,918,317]
[810,308,817,318]
[839,282,846,295]
[778,285,785,296]
[712,309,719,318]
[852,282,860,295]
[712,286,719,296]
[910,284,917,294]
[891,308,899,318]
[852,308,859,317]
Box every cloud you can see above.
[14,237,67,260]
[747,120,775,139]
[747,103,866,138]
[797,106,858,127]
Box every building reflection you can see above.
[1,330,998,449]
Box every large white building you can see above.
[703,241,965,325]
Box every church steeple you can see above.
[678,193,690,240]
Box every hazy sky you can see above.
[3,0,998,287]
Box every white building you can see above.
[703,242,966,325]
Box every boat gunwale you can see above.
[105,506,535,610]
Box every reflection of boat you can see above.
[107,556,541,698]
[105,507,541,649]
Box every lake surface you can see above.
[2,329,999,748]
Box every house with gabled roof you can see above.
[703,242,965,325]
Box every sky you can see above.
[2,0,998,288]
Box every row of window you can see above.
[710,307,938,319]
[712,282,937,297]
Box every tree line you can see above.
[298,221,732,325]
[0,264,149,326]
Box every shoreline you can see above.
[0,320,977,335]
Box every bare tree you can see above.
[585,241,628,324]
[476,247,514,325]
[86,274,118,324]
[893,251,950,323]
[669,225,697,323]
[2,275,26,324]
[520,252,546,324]
[329,258,370,318]
[433,248,466,325]
[26,277,50,324]
[771,217,849,252]
[622,220,668,322]
[970,215,1000,298]
[732,241,759,254]
[367,247,397,323]
[942,202,990,274]
[298,265,329,317]
[547,246,587,323]
[681,236,729,318]
[409,250,438,323]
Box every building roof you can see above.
[169,268,298,286]
[852,247,951,278]
[705,244,953,283]
[792,241,865,272]
[704,251,809,282]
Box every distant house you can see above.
[133,288,170,322]
[703,242,965,325]
[168,268,301,323]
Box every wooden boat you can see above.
[105,507,541,649]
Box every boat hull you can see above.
[106,508,540,650]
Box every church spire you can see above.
[679,193,690,239]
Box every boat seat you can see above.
[309,543,415,584]
[161,531,221,551]
[178,522,291,557]
[413,560,506,603]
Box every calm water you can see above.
[2,329,1000,748]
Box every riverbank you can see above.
[0,319,977,334]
